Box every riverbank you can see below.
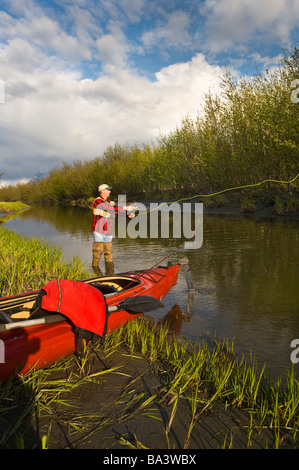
[0,201,30,220]
[0,225,90,297]
[1,192,298,221]
[64,192,299,221]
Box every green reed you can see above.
[119,318,299,448]
[0,226,90,296]
[1,315,298,448]
[0,202,30,213]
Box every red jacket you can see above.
[92,196,126,235]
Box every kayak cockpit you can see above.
[0,275,141,324]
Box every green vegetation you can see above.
[0,226,90,297]
[119,320,299,448]
[0,47,298,209]
[0,202,30,213]
[0,318,298,449]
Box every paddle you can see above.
[108,295,164,313]
[0,295,164,332]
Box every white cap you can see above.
[98,184,112,192]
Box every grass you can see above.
[274,196,299,215]
[2,317,298,449]
[0,226,90,297]
[241,196,257,213]
[0,201,30,213]
[113,320,299,449]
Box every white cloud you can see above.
[202,0,299,52]
[0,178,30,188]
[142,10,192,50]
[0,6,90,62]
[96,32,129,68]
[0,42,224,180]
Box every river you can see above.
[3,203,299,380]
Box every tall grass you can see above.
[0,315,298,449]
[117,318,299,448]
[0,226,90,297]
[0,202,30,213]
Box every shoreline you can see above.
[1,195,298,222]
[204,204,299,221]
[82,194,299,221]
[0,202,30,221]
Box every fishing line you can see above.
[91,173,298,277]
[143,172,299,268]
[141,173,299,215]
[149,243,185,270]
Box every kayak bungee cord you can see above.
[123,243,194,293]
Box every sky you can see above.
[0,0,298,186]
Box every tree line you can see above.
[0,47,298,207]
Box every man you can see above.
[92,184,135,275]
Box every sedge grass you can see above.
[0,226,90,297]
[0,202,30,213]
[117,318,299,449]
[1,315,298,449]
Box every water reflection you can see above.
[92,261,115,277]
[3,204,299,379]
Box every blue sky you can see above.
[0,0,298,185]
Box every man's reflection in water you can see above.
[92,261,115,277]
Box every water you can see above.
[3,204,299,380]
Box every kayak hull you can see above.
[0,264,180,383]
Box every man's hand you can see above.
[123,205,138,211]
[93,208,111,217]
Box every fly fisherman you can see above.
[92,184,135,275]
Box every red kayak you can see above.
[0,262,180,383]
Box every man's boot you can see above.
[104,242,113,263]
[92,242,104,269]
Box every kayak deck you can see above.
[0,274,142,322]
